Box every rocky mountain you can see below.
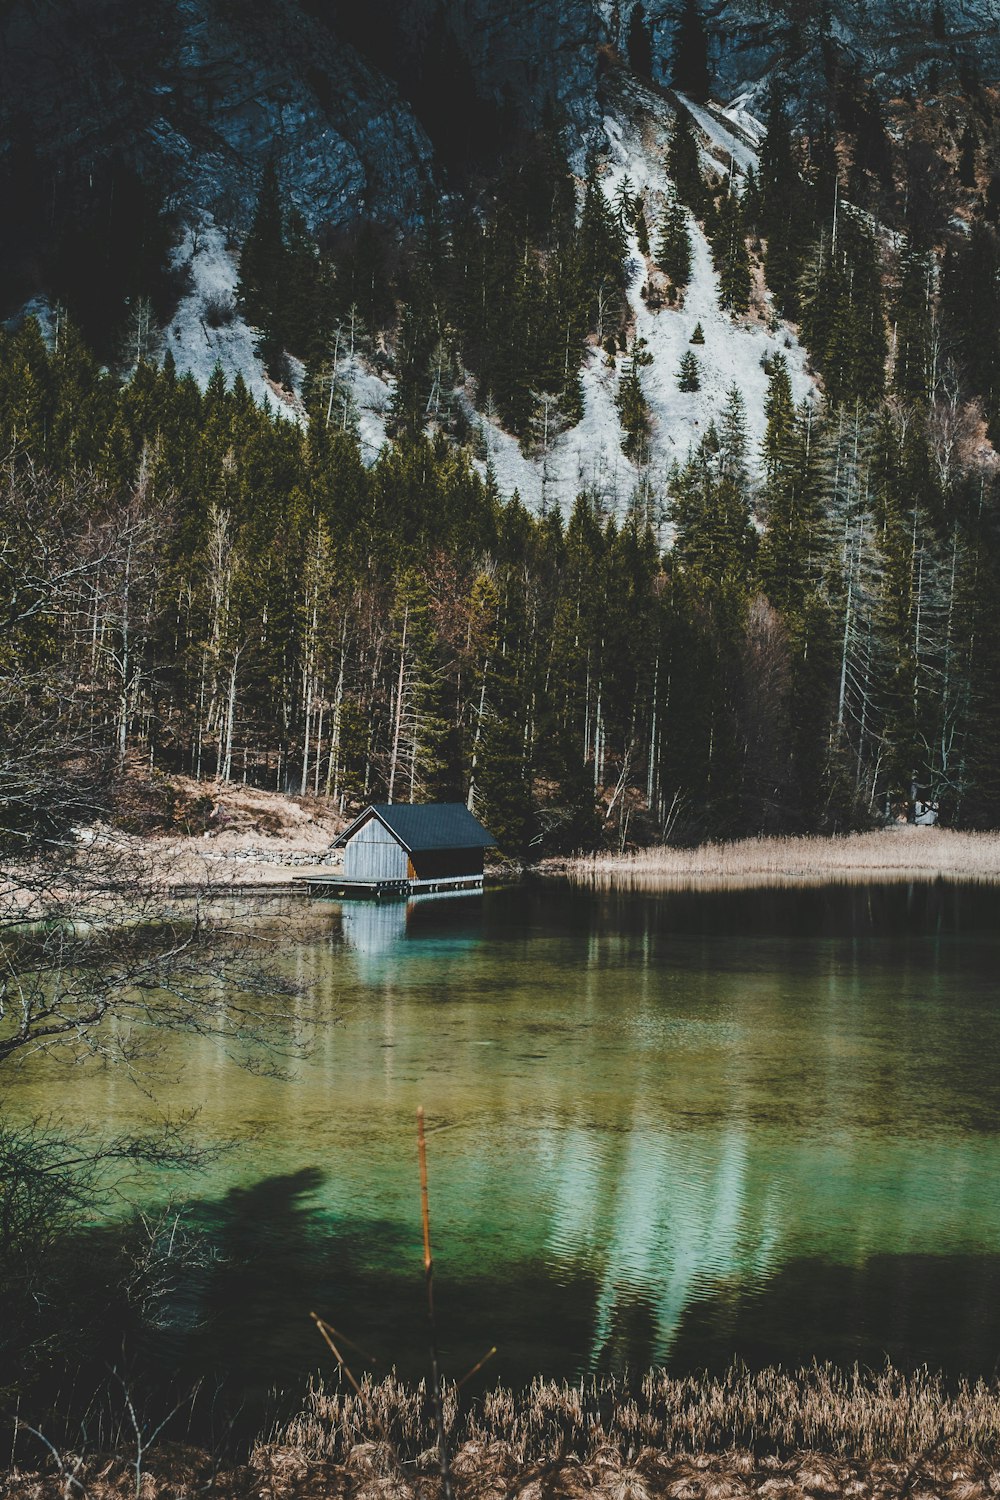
[1,0,997,250]
[0,0,434,234]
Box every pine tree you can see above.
[758,86,815,318]
[577,164,629,338]
[669,392,755,584]
[671,0,711,102]
[690,321,705,344]
[237,160,287,345]
[958,123,978,189]
[711,190,751,314]
[617,348,652,462]
[657,198,693,289]
[892,241,935,403]
[677,350,701,390]
[628,3,654,79]
[667,112,705,214]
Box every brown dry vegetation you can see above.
[549,827,1000,890]
[6,1367,1000,1500]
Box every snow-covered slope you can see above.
[472,79,814,517]
[164,218,299,419]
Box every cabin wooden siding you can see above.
[343,816,410,882]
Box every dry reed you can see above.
[7,1365,1000,1499]
[276,1363,1000,1467]
[550,828,1000,891]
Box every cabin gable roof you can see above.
[332,802,495,854]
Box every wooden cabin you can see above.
[304,803,496,898]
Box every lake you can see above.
[7,878,1000,1411]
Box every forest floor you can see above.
[546,826,1000,889]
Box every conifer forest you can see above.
[4,0,1000,860]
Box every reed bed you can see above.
[8,1365,1000,1499]
[278,1364,1000,1466]
[551,828,1000,891]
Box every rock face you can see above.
[2,0,999,243]
[384,0,605,134]
[0,0,434,232]
[613,0,1000,104]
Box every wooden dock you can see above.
[296,872,485,900]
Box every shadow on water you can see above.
[144,1166,601,1442]
[668,1252,1000,1382]
[150,1177,1000,1441]
[23,1176,1000,1450]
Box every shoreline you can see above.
[7,799,1000,905]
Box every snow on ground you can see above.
[476,81,814,519]
[722,93,768,148]
[164,216,302,420]
[475,346,640,516]
[675,92,761,178]
[605,86,813,477]
[342,355,393,462]
[6,294,58,345]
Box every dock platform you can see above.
[296,873,484,900]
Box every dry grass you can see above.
[549,828,1000,892]
[278,1365,1000,1467]
[7,1366,1000,1499]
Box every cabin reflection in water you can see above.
[339,891,484,977]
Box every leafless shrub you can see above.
[203,292,237,329]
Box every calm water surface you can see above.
[8,880,1000,1403]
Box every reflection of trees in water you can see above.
[538,1116,1000,1376]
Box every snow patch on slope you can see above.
[163,216,301,420]
[476,347,639,515]
[342,354,394,463]
[675,92,761,178]
[476,81,814,518]
[606,82,814,473]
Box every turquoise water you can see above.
[7,879,1000,1403]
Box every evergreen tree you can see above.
[670,391,755,584]
[892,242,935,403]
[958,123,978,189]
[628,3,654,79]
[237,160,288,373]
[671,0,712,102]
[617,341,653,462]
[711,190,751,314]
[799,210,887,409]
[577,164,629,338]
[758,87,816,318]
[690,321,705,343]
[942,220,1000,429]
[667,112,705,214]
[677,350,701,390]
[657,198,693,289]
